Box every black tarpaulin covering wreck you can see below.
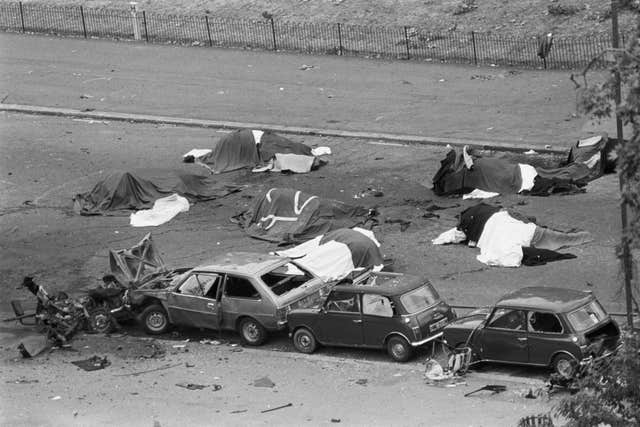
[432,133,615,197]
[275,227,385,280]
[185,129,325,173]
[237,188,374,244]
[73,169,241,215]
[432,202,592,267]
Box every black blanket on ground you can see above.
[196,129,314,173]
[73,169,241,215]
[239,188,372,244]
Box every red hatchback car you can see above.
[442,287,621,377]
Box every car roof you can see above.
[333,274,429,296]
[192,252,289,276]
[496,287,595,313]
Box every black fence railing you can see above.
[0,2,615,70]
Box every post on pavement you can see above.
[610,0,634,328]
[129,2,141,41]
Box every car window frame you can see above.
[324,291,360,314]
[361,293,395,318]
[485,307,527,331]
[526,310,565,335]
[222,274,263,301]
[177,273,220,298]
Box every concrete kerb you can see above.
[1,103,568,155]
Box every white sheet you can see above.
[182,148,212,159]
[311,146,332,156]
[462,189,500,199]
[130,194,190,227]
[476,211,536,267]
[252,130,264,144]
[271,153,316,173]
[518,163,538,192]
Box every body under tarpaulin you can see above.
[239,188,372,244]
[192,129,319,173]
[73,169,241,215]
[275,228,384,280]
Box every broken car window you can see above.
[261,262,314,296]
[528,311,563,334]
[179,274,220,298]
[224,276,260,299]
[487,308,525,330]
[399,285,438,314]
[362,294,394,317]
[567,300,607,331]
[325,291,360,313]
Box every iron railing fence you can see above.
[0,2,615,70]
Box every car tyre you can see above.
[387,336,412,362]
[140,304,169,335]
[552,354,577,379]
[238,317,267,346]
[293,328,317,354]
[88,307,115,334]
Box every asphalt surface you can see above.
[0,32,597,148]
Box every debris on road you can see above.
[114,362,182,377]
[252,376,276,388]
[71,355,111,371]
[464,384,507,397]
[176,382,208,390]
[261,403,293,413]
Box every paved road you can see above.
[0,32,593,147]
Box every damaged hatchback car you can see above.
[126,251,335,345]
[287,272,456,362]
[442,287,621,378]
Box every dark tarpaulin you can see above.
[196,129,314,173]
[240,188,372,244]
[319,228,384,270]
[73,169,241,215]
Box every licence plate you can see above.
[429,317,448,332]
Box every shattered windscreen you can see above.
[566,300,607,331]
[400,284,439,314]
[261,262,314,296]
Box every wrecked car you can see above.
[126,251,335,345]
[287,271,456,362]
[442,287,620,378]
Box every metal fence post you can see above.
[205,15,212,47]
[142,10,149,42]
[130,2,140,40]
[403,26,410,60]
[337,23,343,56]
[471,31,477,65]
[80,6,87,38]
[18,1,25,33]
[269,17,277,51]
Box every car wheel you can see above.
[293,328,317,354]
[387,336,412,362]
[238,317,267,346]
[88,307,114,334]
[553,354,577,379]
[141,304,169,335]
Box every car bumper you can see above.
[411,332,443,347]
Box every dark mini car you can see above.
[442,287,621,377]
[287,272,456,362]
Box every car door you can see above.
[361,293,396,347]
[220,274,273,329]
[526,310,569,365]
[315,290,363,346]
[477,307,528,363]
[166,273,222,330]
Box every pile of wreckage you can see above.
[6,128,625,389]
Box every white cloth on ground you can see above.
[182,148,212,159]
[432,227,467,245]
[311,146,332,156]
[252,130,264,144]
[130,194,190,227]
[462,189,500,199]
[476,211,536,267]
[518,163,538,192]
[271,153,316,173]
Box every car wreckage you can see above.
[442,286,621,378]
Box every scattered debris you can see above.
[464,384,507,397]
[79,94,93,99]
[50,396,62,401]
[353,188,383,199]
[524,149,538,155]
[331,419,341,423]
[299,64,315,70]
[354,379,368,386]
[6,378,39,384]
[114,362,182,377]
[200,339,222,345]
[384,218,411,232]
[252,376,276,388]
[176,383,207,390]
[230,409,247,414]
[71,355,110,371]
[185,362,195,368]
[261,403,293,413]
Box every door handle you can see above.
[517,337,527,341]
[352,319,362,324]
[207,303,216,309]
